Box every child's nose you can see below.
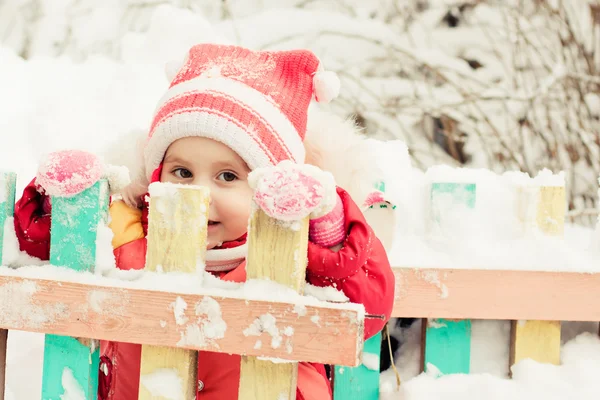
[191,177,212,190]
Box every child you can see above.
[14,44,395,400]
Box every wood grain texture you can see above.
[139,345,198,399]
[509,320,561,370]
[239,209,310,400]
[140,186,209,399]
[392,267,600,321]
[238,358,297,400]
[145,185,210,274]
[0,274,362,366]
[245,209,310,291]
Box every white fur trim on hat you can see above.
[145,110,284,181]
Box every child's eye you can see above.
[173,168,193,179]
[218,172,237,182]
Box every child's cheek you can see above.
[231,186,253,222]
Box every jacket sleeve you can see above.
[13,178,51,260]
[306,187,395,340]
[108,200,147,271]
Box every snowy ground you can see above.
[380,320,600,400]
[3,320,600,398]
[3,3,600,399]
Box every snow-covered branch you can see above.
[2,0,600,224]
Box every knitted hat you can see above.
[144,44,340,180]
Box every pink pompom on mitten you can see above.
[250,161,346,248]
[36,150,104,198]
[250,161,337,220]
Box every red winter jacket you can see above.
[14,180,395,400]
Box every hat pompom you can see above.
[164,60,182,83]
[164,53,189,83]
[313,70,340,104]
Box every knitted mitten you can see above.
[250,161,345,247]
[308,193,345,247]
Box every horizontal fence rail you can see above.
[392,267,600,321]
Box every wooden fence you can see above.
[0,170,595,400]
[0,172,364,399]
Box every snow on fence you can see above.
[0,164,597,400]
[374,170,596,398]
[0,172,365,400]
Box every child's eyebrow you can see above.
[215,159,250,172]
[163,155,190,165]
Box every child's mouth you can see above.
[208,220,219,226]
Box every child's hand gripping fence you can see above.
[0,171,364,400]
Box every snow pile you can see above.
[385,162,600,272]
[243,314,295,353]
[1,217,46,268]
[381,328,600,400]
[60,367,86,400]
[0,47,166,197]
[0,265,366,318]
[0,279,66,328]
[381,320,600,399]
[140,368,185,400]
[147,182,210,233]
[175,296,227,349]
[362,352,380,372]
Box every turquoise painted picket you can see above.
[424,182,476,375]
[0,172,16,265]
[41,179,109,400]
[0,172,16,400]
[333,331,382,400]
[423,319,472,374]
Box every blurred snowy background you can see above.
[2,0,600,225]
[3,1,600,399]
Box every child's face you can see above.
[161,137,253,249]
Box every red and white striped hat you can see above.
[144,44,340,180]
